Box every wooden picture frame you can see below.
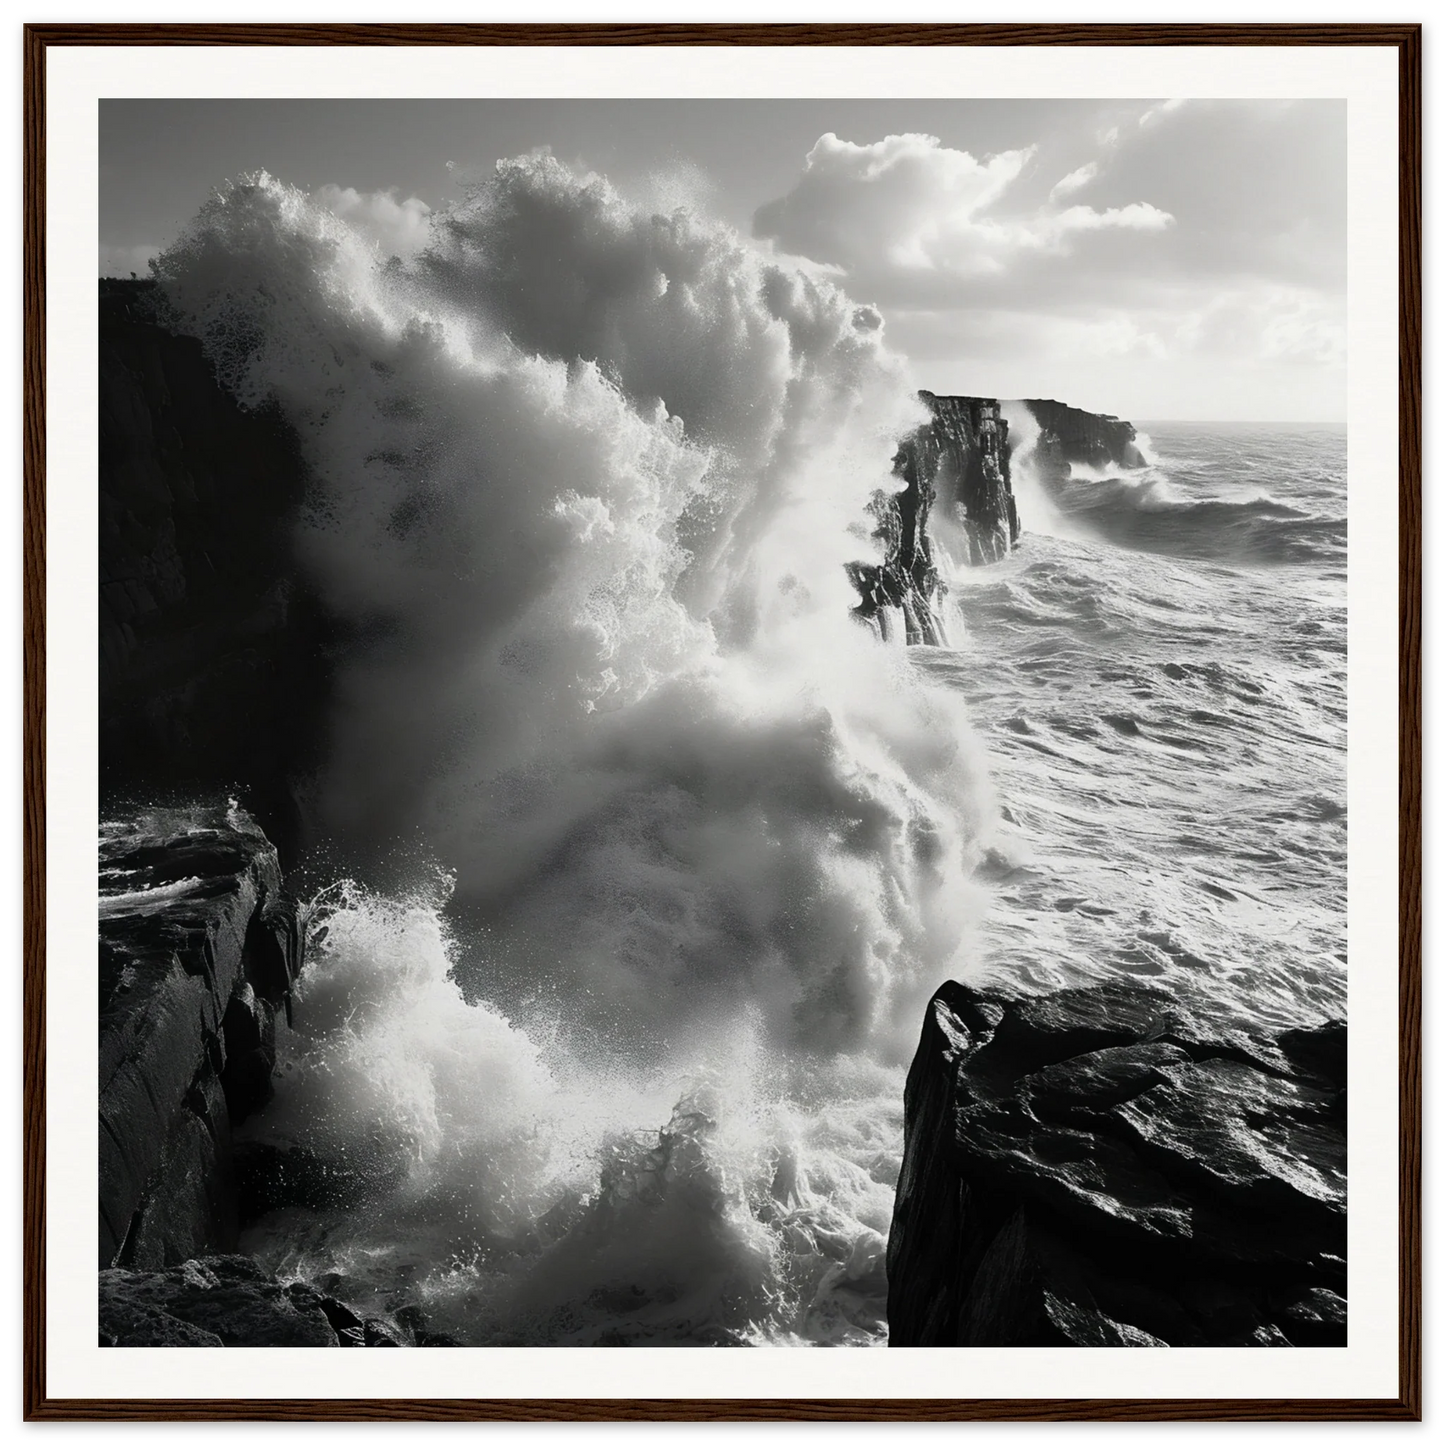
[23,21,1421,1422]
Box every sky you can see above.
[100,98,1346,423]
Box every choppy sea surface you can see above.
[147,166,1345,1348]
[929,419,1348,1038]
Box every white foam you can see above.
[154,163,1000,1343]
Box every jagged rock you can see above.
[99,278,331,862]
[98,805,305,1269]
[921,394,1020,566]
[98,1254,409,1347]
[1023,397,1145,473]
[850,393,1021,645]
[846,392,1149,648]
[887,979,1346,1347]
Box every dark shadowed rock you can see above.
[1023,398,1145,473]
[99,805,305,1269]
[887,980,1346,1347]
[98,1255,410,1347]
[100,278,333,862]
[914,394,1020,568]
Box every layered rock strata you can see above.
[99,805,305,1270]
[924,394,1021,566]
[887,980,1346,1347]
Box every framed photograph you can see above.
[23,22,1421,1422]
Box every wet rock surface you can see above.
[99,805,305,1269]
[887,980,1346,1347]
[922,394,1020,567]
[99,1254,409,1347]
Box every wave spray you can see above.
[151,160,999,1344]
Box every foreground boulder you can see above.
[887,980,1346,1347]
[99,1254,408,1347]
[99,805,305,1269]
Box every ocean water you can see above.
[144,166,1345,1347]
[933,417,1348,1039]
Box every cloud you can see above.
[750,104,1344,420]
[754,132,1173,291]
[1175,286,1345,368]
[1049,162,1098,200]
[1137,98,1186,129]
[313,184,433,258]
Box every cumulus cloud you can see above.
[754,132,1173,290]
[751,102,1344,419]
[314,183,433,259]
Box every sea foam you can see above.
[153,161,997,1343]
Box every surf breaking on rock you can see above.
[96,154,1346,1351]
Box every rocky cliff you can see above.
[1023,396,1146,475]
[97,805,433,1346]
[849,393,1020,645]
[100,279,330,864]
[99,804,304,1270]
[848,392,1146,646]
[886,980,1346,1347]
[918,393,1021,567]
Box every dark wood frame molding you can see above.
[22,21,1422,1423]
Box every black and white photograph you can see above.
[95,93,1350,1354]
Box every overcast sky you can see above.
[100,98,1345,423]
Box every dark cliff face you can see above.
[96,806,427,1347]
[886,980,1346,1348]
[100,279,331,863]
[849,393,1021,645]
[1023,397,1145,473]
[99,806,305,1270]
[920,394,1021,566]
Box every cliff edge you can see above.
[1024,397,1145,474]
